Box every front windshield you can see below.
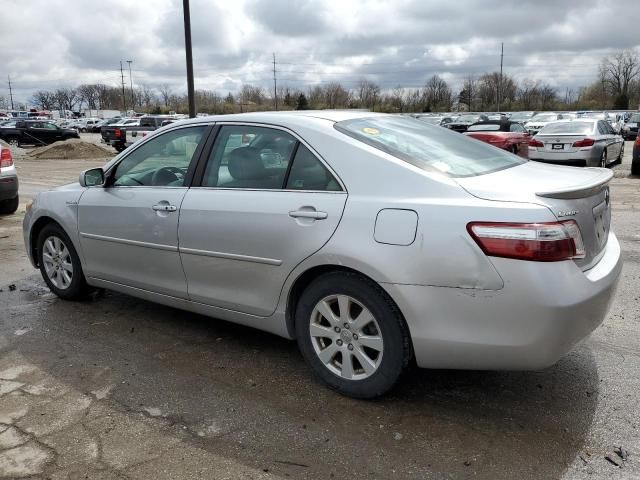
[539,121,594,135]
[629,114,640,123]
[334,116,524,178]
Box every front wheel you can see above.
[37,224,91,300]
[295,272,411,399]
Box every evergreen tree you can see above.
[296,93,309,110]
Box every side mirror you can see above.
[79,168,105,187]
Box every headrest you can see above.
[228,147,265,180]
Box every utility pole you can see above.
[183,0,196,118]
[273,53,278,111]
[127,60,134,110]
[498,42,504,112]
[120,61,127,113]
[7,76,14,110]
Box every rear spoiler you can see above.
[536,168,613,199]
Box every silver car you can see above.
[528,119,624,167]
[0,140,19,214]
[23,112,622,398]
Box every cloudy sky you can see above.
[1,0,639,104]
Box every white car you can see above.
[524,113,570,135]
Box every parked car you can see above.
[523,113,568,135]
[103,115,184,152]
[621,112,640,140]
[463,121,530,157]
[0,141,18,214]
[23,112,622,398]
[445,113,489,133]
[0,120,80,147]
[77,118,101,133]
[88,118,121,133]
[100,118,141,152]
[508,111,536,124]
[528,120,624,167]
[632,133,640,175]
[607,112,626,134]
[415,115,454,127]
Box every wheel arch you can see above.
[285,264,409,342]
[29,216,65,267]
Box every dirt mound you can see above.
[29,139,113,160]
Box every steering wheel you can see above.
[151,166,183,186]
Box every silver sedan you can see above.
[23,112,622,398]
[528,119,624,167]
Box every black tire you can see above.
[617,143,624,163]
[114,144,126,153]
[37,223,92,300]
[295,272,412,399]
[6,136,20,147]
[0,195,18,214]
[632,160,640,176]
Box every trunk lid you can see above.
[535,134,592,154]
[456,162,612,270]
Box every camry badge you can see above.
[557,210,579,217]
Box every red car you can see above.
[463,121,530,158]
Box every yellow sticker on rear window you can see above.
[362,127,380,135]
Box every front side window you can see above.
[112,126,206,187]
[202,125,296,189]
[335,116,524,178]
[509,123,525,133]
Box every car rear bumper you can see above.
[383,232,622,370]
[0,175,18,201]
[529,149,599,167]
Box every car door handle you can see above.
[152,204,177,212]
[289,209,328,220]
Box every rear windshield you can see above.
[467,124,501,131]
[334,116,524,178]
[455,115,480,123]
[539,121,594,135]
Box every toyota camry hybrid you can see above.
[23,111,622,398]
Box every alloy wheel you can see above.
[309,294,384,380]
[42,236,73,290]
[601,150,607,168]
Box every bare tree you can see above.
[423,75,453,112]
[159,84,172,107]
[600,49,640,106]
[32,90,57,110]
[355,79,380,110]
[324,82,350,109]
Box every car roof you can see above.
[175,110,384,128]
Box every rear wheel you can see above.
[617,143,624,163]
[600,149,607,168]
[6,136,19,147]
[0,195,18,214]
[295,272,411,399]
[37,224,91,300]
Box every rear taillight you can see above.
[572,138,595,147]
[114,128,121,138]
[635,135,640,146]
[528,138,544,148]
[0,147,12,168]
[467,221,585,262]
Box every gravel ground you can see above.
[0,137,638,479]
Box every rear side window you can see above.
[286,145,342,191]
[335,116,524,178]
